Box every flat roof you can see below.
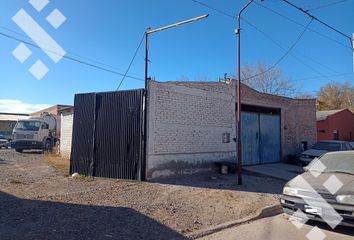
[0,113,30,121]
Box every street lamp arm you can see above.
[238,0,254,20]
[146,14,209,35]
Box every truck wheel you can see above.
[44,140,52,153]
[15,149,23,153]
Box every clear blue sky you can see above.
[0,0,353,112]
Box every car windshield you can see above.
[308,153,354,175]
[312,142,341,151]
[15,121,41,131]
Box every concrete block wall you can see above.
[147,80,317,178]
[147,81,236,178]
[60,113,73,159]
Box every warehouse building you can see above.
[0,113,30,140]
[69,80,317,180]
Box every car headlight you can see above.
[336,195,354,205]
[283,187,298,196]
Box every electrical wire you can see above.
[241,18,313,81]
[117,33,145,90]
[0,31,145,82]
[280,0,352,46]
[255,1,352,50]
[0,25,144,79]
[306,0,350,12]
[191,0,339,81]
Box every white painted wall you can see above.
[60,113,73,159]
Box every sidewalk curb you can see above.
[189,204,283,239]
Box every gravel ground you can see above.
[0,149,285,240]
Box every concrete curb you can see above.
[189,204,283,239]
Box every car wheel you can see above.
[15,149,23,153]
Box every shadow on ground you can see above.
[150,170,286,195]
[0,191,188,240]
[306,220,354,237]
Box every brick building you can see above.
[68,80,317,179]
[146,80,317,178]
[316,109,354,141]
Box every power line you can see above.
[0,31,144,81]
[241,17,337,81]
[0,25,144,79]
[191,0,339,81]
[241,18,313,81]
[280,0,352,47]
[255,1,352,50]
[191,0,234,18]
[306,0,350,11]
[117,33,145,90]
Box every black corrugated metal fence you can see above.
[70,90,145,180]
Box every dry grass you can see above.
[72,175,94,182]
[45,154,70,177]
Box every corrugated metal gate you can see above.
[241,105,281,165]
[70,90,145,180]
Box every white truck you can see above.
[11,112,60,153]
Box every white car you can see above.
[300,140,354,165]
[0,135,10,149]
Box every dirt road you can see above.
[0,149,283,239]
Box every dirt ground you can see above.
[0,149,285,240]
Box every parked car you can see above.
[300,140,354,165]
[0,135,10,149]
[281,151,354,228]
[350,141,354,148]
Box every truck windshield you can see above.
[15,121,41,131]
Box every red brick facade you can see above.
[317,109,354,141]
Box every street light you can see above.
[142,14,209,180]
[236,0,254,185]
[144,14,209,89]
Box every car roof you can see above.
[324,151,354,156]
[318,140,349,143]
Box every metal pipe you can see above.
[236,0,254,185]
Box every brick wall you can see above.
[146,80,317,179]
[60,113,73,159]
[147,81,236,178]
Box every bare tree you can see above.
[317,81,354,111]
[240,62,296,96]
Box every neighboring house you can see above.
[59,107,74,158]
[0,113,30,140]
[69,80,317,179]
[316,109,354,141]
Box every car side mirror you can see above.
[303,166,309,172]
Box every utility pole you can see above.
[352,34,354,79]
[143,14,208,180]
[236,0,254,185]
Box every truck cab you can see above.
[11,113,58,153]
